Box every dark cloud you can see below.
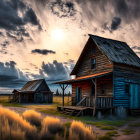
[111,17,121,31]
[51,0,77,18]
[5,61,16,67]
[131,46,140,55]
[24,8,42,30]
[0,41,9,54]
[131,46,140,50]
[31,49,56,55]
[0,0,41,42]
[0,32,4,36]
[7,32,24,42]
[0,41,9,48]
[64,59,75,65]
[74,0,140,32]
[0,61,28,88]
[113,0,140,22]
[41,60,69,81]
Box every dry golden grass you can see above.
[0,107,37,140]
[0,106,97,140]
[69,121,96,140]
[41,116,64,140]
[42,116,64,134]
[0,95,9,103]
[0,117,25,140]
[22,110,41,127]
[53,96,72,106]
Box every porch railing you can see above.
[96,96,113,109]
[76,95,90,107]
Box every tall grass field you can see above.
[0,106,96,140]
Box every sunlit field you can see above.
[0,95,9,103]
[53,96,72,106]
[0,95,71,116]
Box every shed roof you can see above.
[54,71,112,84]
[21,79,45,92]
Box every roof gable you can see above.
[90,34,140,67]
[71,34,140,75]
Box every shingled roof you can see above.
[21,79,48,92]
[90,34,140,67]
[71,34,140,75]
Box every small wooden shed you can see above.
[55,34,140,116]
[12,79,53,103]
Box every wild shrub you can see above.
[40,116,64,140]
[22,110,41,127]
[69,121,96,140]
[0,107,37,140]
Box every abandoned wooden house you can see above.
[12,79,53,103]
[55,34,140,116]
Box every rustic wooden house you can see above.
[12,79,53,103]
[55,34,140,116]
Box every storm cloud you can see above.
[0,61,28,88]
[0,0,41,42]
[111,17,121,31]
[41,60,69,81]
[31,49,56,55]
[51,0,77,18]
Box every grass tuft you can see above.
[22,110,41,127]
[105,131,119,136]
[128,122,140,127]
[121,129,135,135]
[69,121,96,140]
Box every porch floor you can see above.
[58,105,93,110]
[57,105,94,116]
[57,105,114,116]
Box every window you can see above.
[91,85,95,96]
[91,47,95,55]
[125,83,130,94]
[91,59,96,69]
[101,84,105,94]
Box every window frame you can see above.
[91,58,96,70]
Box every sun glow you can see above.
[51,29,65,40]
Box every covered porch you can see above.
[54,71,114,116]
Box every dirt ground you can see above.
[3,106,140,140]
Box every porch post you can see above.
[92,78,97,116]
[62,84,64,106]
[59,84,68,106]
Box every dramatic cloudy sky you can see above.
[0,0,140,93]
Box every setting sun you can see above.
[51,29,65,40]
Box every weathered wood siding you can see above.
[97,75,113,96]
[113,64,140,108]
[76,39,113,77]
[72,75,113,106]
[36,80,50,92]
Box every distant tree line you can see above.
[54,89,71,96]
